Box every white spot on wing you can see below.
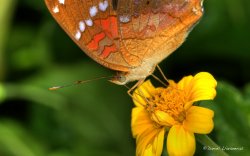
[75,30,81,40]
[79,21,85,32]
[119,15,130,23]
[53,5,59,13]
[99,0,108,11]
[89,6,98,17]
[58,0,65,5]
[201,0,204,12]
[192,7,198,15]
[85,19,93,26]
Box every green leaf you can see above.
[0,120,46,156]
[0,83,6,103]
[212,81,250,155]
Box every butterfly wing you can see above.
[44,0,130,72]
[116,0,204,67]
[45,0,203,83]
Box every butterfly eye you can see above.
[116,75,126,83]
[109,74,127,85]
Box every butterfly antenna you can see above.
[49,76,113,90]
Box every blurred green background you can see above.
[0,0,250,155]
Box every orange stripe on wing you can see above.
[100,44,117,59]
[87,32,106,51]
[95,16,119,39]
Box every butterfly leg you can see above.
[151,74,168,87]
[126,79,152,107]
[149,65,168,87]
[126,79,145,98]
[156,65,169,83]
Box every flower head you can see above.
[131,72,217,156]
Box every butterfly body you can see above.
[45,0,204,85]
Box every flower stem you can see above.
[196,134,229,156]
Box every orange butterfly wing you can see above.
[44,0,130,72]
[116,0,204,66]
[45,0,204,84]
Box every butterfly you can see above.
[44,0,204,85]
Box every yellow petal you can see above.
[133,80,156,107]
[143,128,165,156]
[143,145,154,156]
[136,127,165,156]
[152,110,177,126]
[152,129,165,156]
[131,107,145,130]
[131,107,154,137]
[177,75,194,90]
[167,125,195,156]
[178,72,217,103]
[131,107,165,156]
[183,106,214,134]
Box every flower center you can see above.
[146,86,187,124]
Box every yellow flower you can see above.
[131,72,217,156]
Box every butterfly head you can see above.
[109,72,127,85]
